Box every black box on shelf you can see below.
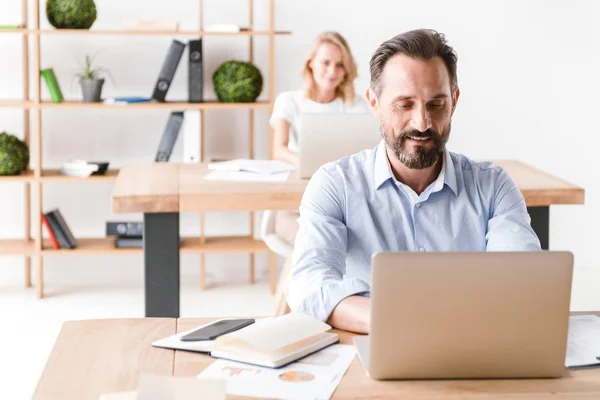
[106,221,143,237]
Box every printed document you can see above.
[566,315,600,368]
[198,344,356,400]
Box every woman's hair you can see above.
[302,31,357,106]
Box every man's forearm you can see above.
[326,295,370,334]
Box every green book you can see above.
[40,68,64,103]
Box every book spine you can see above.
[151,40,186,102]
[41,214,60,250]
[188,39,203,103]
[155,111,184,162]
[50,209,77,248]
[40,68,64,103]
[44,212,72,249]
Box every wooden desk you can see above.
[33,315,600,400]
[111,161,584,318]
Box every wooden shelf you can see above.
[183,236,269,254]
[0,170,34,182]
[0,239,34,256]
[0,170,119,183]
[40,236,268,255]
[0,100,31,108]
[41,169,120,182]
[37,101,270,110]
[0,28,26,34]
[33,29,291,36]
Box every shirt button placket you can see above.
[414,202,424,251]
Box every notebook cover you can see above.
[50,209,77,248]
[40,68,64,103]
[44,212,72,249]
[210,332,339,368]
[41,214,60,250]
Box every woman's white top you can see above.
[269,90,370,153]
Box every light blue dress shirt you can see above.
[284,140,542,322]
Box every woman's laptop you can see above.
[296,113,380,179]
[354,251,573,380]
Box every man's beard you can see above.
[381,122,450,169]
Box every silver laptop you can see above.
[296,113,380,179]
[354,251,573,380]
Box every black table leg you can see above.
[528,206,549,250]
[143,212,180,317]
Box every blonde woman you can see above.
[268,31,369,248]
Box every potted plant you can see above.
[76,54,111,102]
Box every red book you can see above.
[41,214,60,250]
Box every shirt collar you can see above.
[443,148,458,196]
[374,141,458,196]
[374,140,393,190]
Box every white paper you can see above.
[208,159,294,175]
[98,374,225,400]
[198,344,356,400]
[98,391,137,400]
[137,374,225,400]
[566,315,600,368]
[204,170,290,182]
[221,313,331,353]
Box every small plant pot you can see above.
[80,78,104,102]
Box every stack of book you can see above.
[41,209,77,249]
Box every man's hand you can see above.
[326,295,370,334]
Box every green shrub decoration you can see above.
[213,61,263,103]
[46,0,97,30]
[0,132,29,176]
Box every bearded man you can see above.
[284,29,541,334]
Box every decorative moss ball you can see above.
[0,132,29,175]
[213,61,264,103]
[46,0,97,30]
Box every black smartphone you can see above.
[180,318,255,342]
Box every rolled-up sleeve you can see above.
[486,167,542,251]
[284,166,370,321]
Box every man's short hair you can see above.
[369,29,458,95]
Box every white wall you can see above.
[0,0,598,306]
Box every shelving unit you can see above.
[1,0,284,298]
